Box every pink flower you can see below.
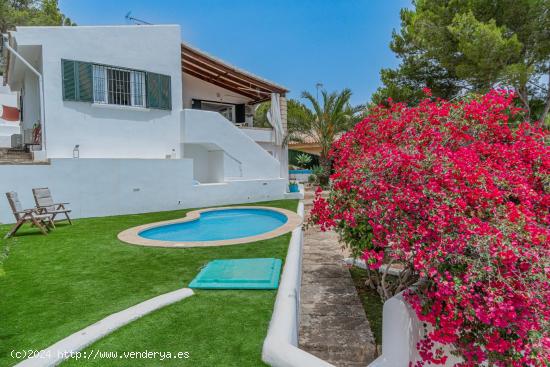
[362,249,384,270]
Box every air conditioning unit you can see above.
[10,134,23,149]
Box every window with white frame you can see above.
[92,65,146,107]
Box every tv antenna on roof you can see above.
[125,12,152,25]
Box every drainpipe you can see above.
[2,34,47,159]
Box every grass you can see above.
[348,267,384,346]
[0,199,298,367]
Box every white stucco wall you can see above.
[10,25,183,159]
[241,127,273,142]
[0,158,287,224]
[0,158,191,223]
[208,150,225,183]
[183,143,226,183]
[183,144,210,182]
[21,70,40,132]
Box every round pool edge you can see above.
[117,206,303,248]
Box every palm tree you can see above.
[286,88,364,184]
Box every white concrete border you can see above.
[367,290,462,367]
[262,201,335,367]
[344,257,405,276]
[15,288,194,367]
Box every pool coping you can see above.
[117,206,303,248]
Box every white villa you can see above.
[0,25,294,223]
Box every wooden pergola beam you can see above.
[183,60,271,98]
[181,43,288,101]
[183,68,260,101]
[182,61,269,101]
[182,44,287,93]
[182,53,275,96]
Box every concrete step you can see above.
[0,160,48,165]
[304,190,330,200]
[0,148,32,162]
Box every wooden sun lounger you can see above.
[4,192,55,239]
[32,188,72,225]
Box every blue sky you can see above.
[59,0,411,105]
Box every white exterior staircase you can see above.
[181,109,281,180]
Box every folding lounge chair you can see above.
[4,192,55,239]
[32,188,72,225]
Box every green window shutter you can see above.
[146,72,171,110]
[77,62,93,102]
[146,73,160,109]
[62,60,93,102]
[159,74,171,110]
[62,59,77,101]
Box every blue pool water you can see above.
[139,208,288,242]
[289,169,312,174]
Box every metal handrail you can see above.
[224,151,243,177]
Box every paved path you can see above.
[299,191,376,367]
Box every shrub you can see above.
[295,153,313,168]
[309,165,330,187]
[311,90,549,366]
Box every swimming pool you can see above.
[140,208,288,242]
[117,206,303,248]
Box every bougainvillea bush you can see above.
[310,90,549,366]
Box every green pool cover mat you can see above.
[189,258,282,289]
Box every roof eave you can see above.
[181,42,289,104]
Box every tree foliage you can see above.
[0,0,74,74]
[286,89,365,184]
[295,153,312,168]
[255,91,364,184]
[0,0,74,32]
[254,98,314,130]
[374,0,550,124]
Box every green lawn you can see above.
[349,267,384,347]
[0,199,297,367]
